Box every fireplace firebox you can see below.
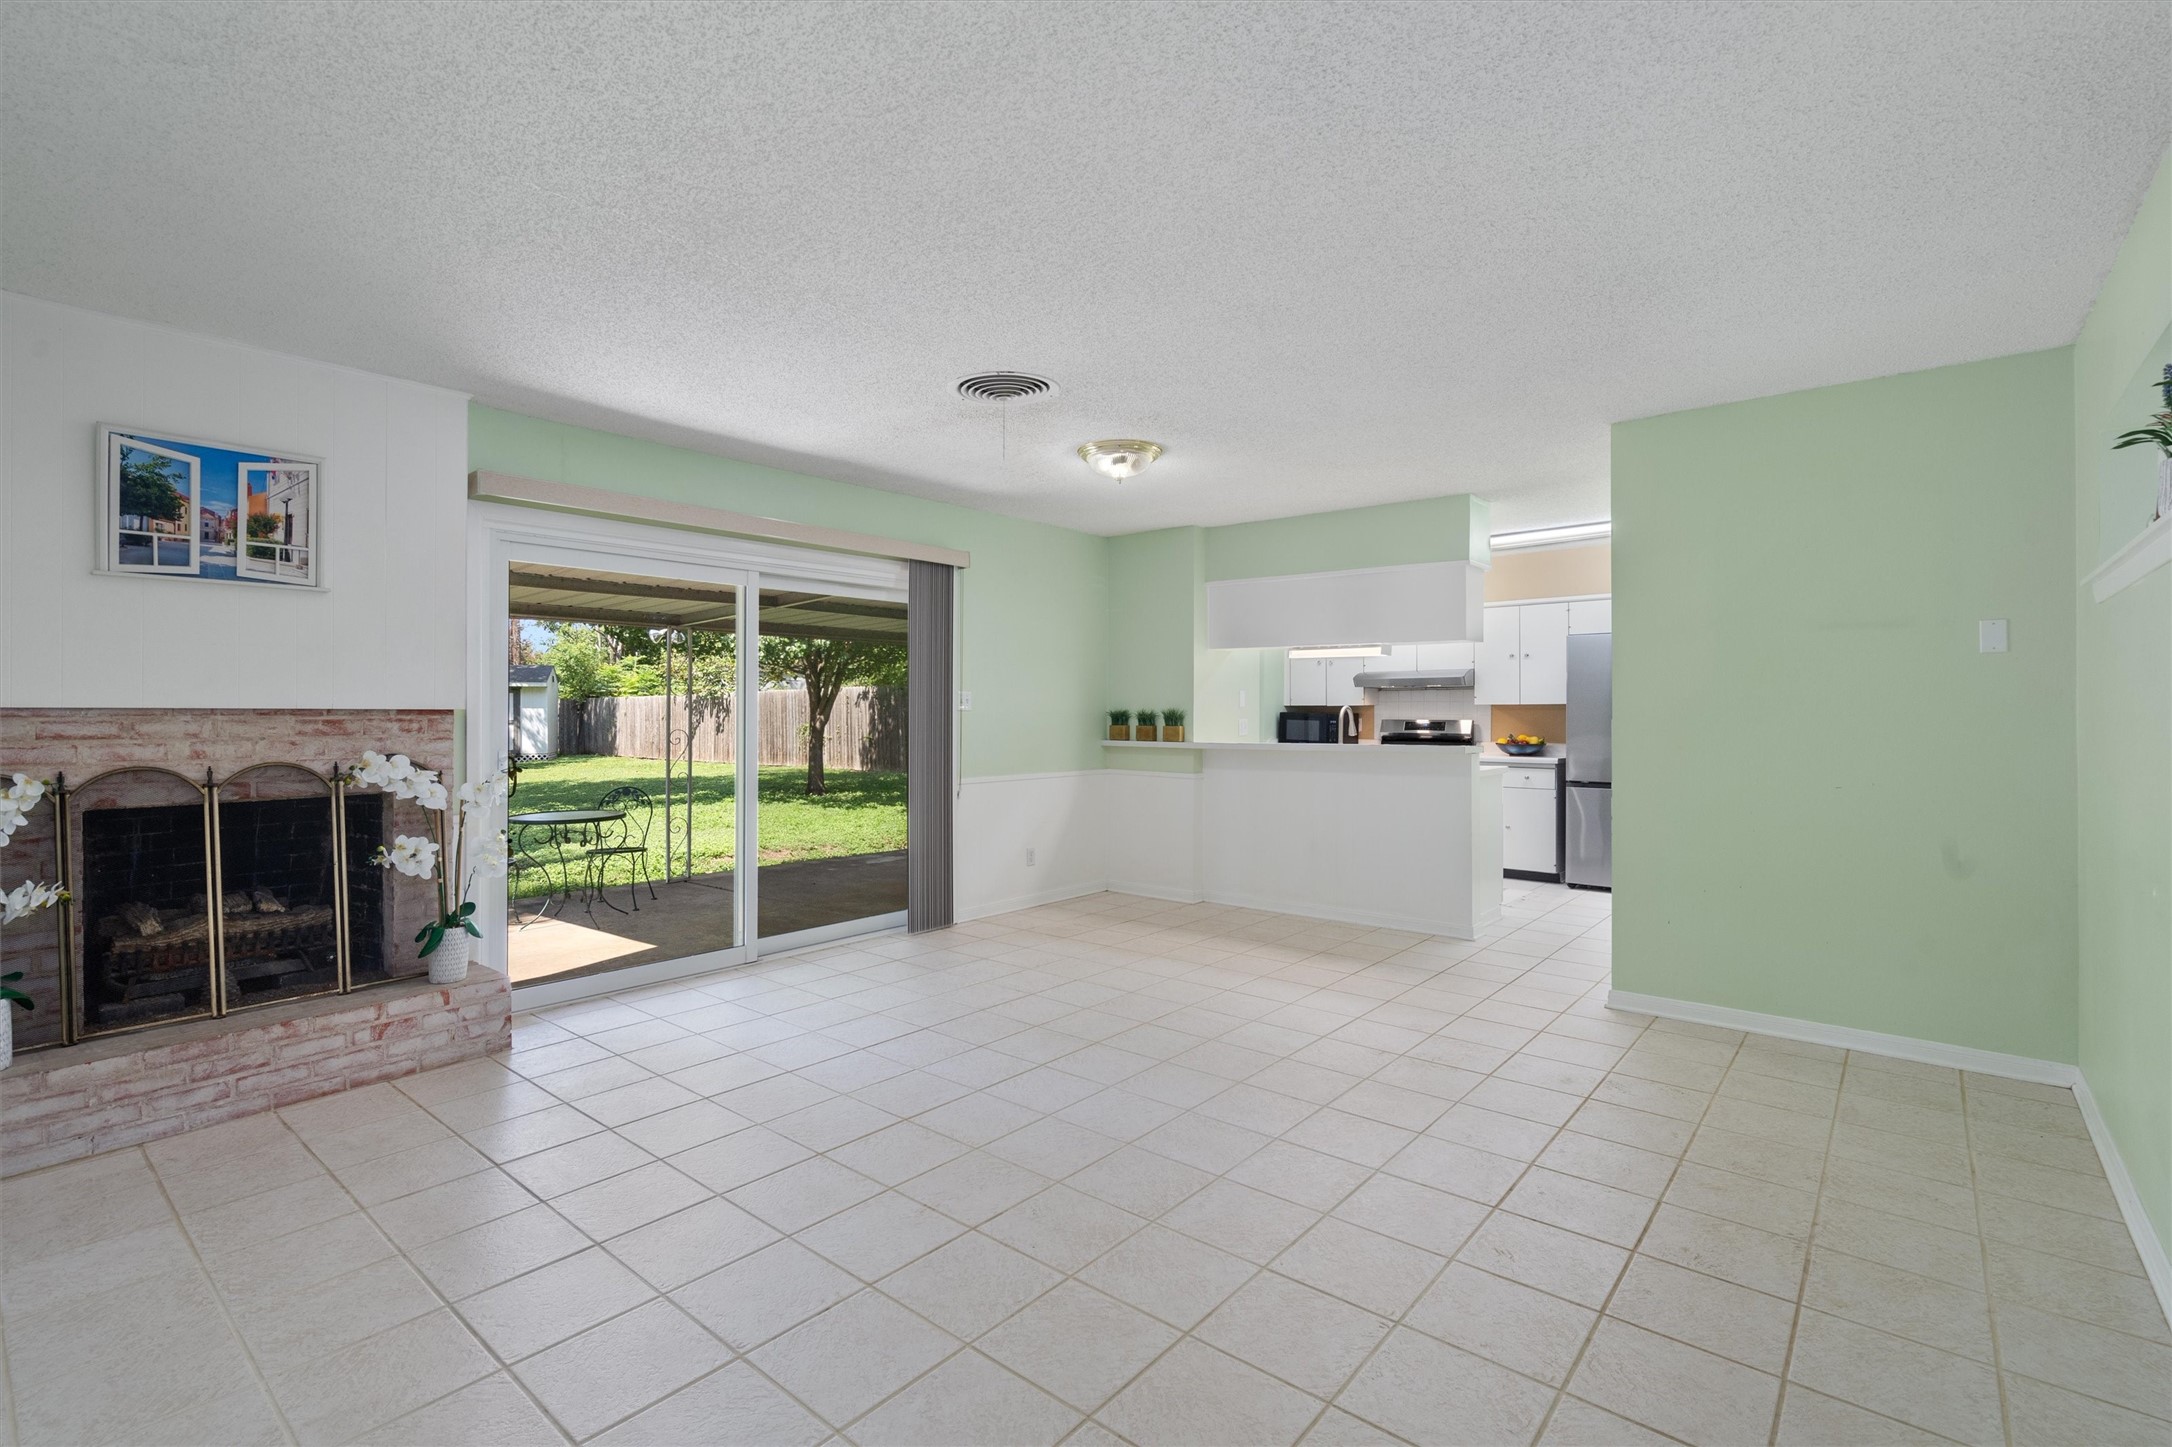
[9,761,437,1048]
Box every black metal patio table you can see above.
[507,808,625,920]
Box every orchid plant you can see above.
[1,773,64,1016]
[345,752,509,959]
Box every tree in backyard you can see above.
[538,623,631,702]
[758,637,906,795]
[117,449,188,528]
[508,620,534,667]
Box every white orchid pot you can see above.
[2158,453,2172,523]
[0,1005,13,1071]
[427,930,472,986]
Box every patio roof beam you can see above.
[507,571,741,606]
[514,602,901,644]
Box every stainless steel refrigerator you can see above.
[1564,632,1612,889]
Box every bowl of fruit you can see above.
[1496,734,1547,756]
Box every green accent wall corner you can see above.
[1612,347,2080,1063]
[2073,143,2172,1263]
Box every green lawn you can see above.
[506,754,905,896]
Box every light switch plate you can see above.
[1978,620,2008,653]
[958,691,973,709]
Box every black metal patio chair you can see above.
[586,785,658,913]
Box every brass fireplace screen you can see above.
[2,762,437,1052]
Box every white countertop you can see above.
[1487,753,1564,766]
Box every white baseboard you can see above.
[1609,989,2170,1328]
[2071,1074,2172,1325]
[955,881,1107,922]
[1105,881,1206,905]
[1605,990,2078,1086]
[1211,890,1477,941]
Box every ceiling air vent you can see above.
[956,372,1054,402]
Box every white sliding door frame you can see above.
[466,503,909,1008]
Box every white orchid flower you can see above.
[349,751,395,789]
[470,831,510,877]
[407,776,449,811]
[0,797,24,846]
[456,773,508,814]
[2,879,66,926]
[375,835,441,879]
[4,774,46,809]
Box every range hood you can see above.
[1350,667,1476,690]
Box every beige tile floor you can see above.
[3,882,2167,1446]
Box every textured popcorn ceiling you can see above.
[3,1,2167,535]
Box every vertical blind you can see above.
[906,560,955,931]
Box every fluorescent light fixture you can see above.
[1287,644,1386,659]
[1491,521,1611,551]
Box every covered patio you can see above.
[505,564,909,984]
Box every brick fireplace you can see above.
[1,708,511,1175]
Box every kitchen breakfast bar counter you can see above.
[1102,740,1505,938]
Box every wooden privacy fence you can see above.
[560,687,907,771]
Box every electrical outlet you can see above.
[1238,718,1250,736]
[958,691,973,710]
[1023,846,1036,867]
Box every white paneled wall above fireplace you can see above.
[0,294,470,710]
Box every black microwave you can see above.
[1277,711,1340,744]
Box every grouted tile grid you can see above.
[1,883,2166,1445]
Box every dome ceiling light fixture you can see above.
[1078,440,1164,481]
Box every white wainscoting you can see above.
[956,772,1111,920]
[1104,769,1205,903]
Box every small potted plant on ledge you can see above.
[0,773,62,1069]
[345,752,509,984]
[1161,708,1187,743]
[1134,709,1159,743]
[1107,708,1132,741]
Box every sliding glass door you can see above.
[490,536,914,990]
[753,586,911,943]
[503,560,748,986]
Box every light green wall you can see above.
[2073,146,2172,1260]
[1203,495,1490,581]
[470,406,1109,779]
[1106,528,1203,718]
[1612,348,2079,1061]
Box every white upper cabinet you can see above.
[1517,603,1569,704]
[1476,605,1520,704]
[1285,654,1327,705]
[1324,656,1366,704]
[1474,599,1599,703]
[1568,599,1613,634]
